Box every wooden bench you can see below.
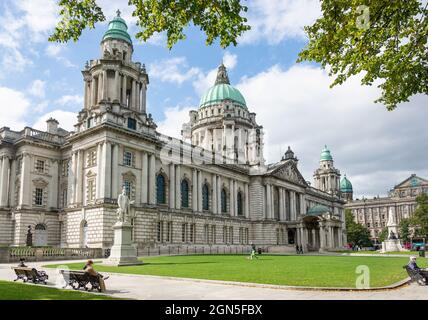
[12,267,49,284]
[59,270,103,292]
[403,265,427,285]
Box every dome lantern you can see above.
[320,145,333,161]
[102,9,133,45]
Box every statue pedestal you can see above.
[382,239,403,253]
[104,221,143,266]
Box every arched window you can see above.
[221,189,227,213]
[156,174,166,204]
[181,179,189,208]
[202,183,209,211]
[237,191,243,216]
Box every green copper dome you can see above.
[200,83,247,108]
[320,145,333,161]
[340,175,353,193]
[307,204,330,216]
[102,10,132,44]
[199,63,247,109]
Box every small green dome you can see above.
[307,204,330,216]
[320,145,333,161]
[102,11,132,44]
[340,175,353,193]
[199,83,247,108]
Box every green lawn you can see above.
[45,254,427,288]
[0,280,117,300]
[337,250,424,256]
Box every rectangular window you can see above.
[123,180,135,200]
[87,118,93,128]
[35,188,43,206]
[127,118,137,130]
[166,222,172,242]
[123,151,134,167]
[157,221,163,242]
[189,224,195,243]
[182,223,187,243]
[229,226,233,244]
[35,160,45,173]
[61,160,69,176]
[87,179,96,202]
[87,150,97,167]
[211,225,216,244]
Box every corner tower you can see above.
[182,63,264,166]
[313,145,341,195]
[76,10,153,133]
[340,174,353,201]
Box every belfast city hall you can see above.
[0,13,348,253]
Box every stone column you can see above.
[244,183,249,218]
[102,70,108,100]
[75,150,83,204]
[111,144,119,198]
[233,181,238,216]
[115,70,120,102]
[169,163,175,209]
[83,80,89,109]
[68,152,76,205]
[197,170,202,212]
[212,174,217,214]
[8,159,16,207]
[300,194,306,215]
[175,165,181,210]
[131,79,136,110]
[0,156,10,206]
[96,143,102,199]
[266,184,271,219]
[192,169,198,212]
[148,154,156,204]
[217,176,222,213]
[49,160,59,208]
[279,188,284,221]
[230,179,235,216]
[290,191,296,220]
[102,142,112,199]
[296,227,301,246]
[136,82,140,112]
[141,81,147,114]
[141,152,148,204]
[122,75,127,106]
[97,73,103,103]
[91,77,97,106]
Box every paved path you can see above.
[1,260,427,300]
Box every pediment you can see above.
[395,175,428,189]
[270,161,307,186]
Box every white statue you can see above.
[117,187,134,222]
[387,207,396,227]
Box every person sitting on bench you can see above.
[83,260,108,291]
[18,258,27,267]
[408,256,428,284]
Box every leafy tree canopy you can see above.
[49,1,427,110]
[345,210,373,247]
[49,0,250,49]
[411,193,428,238]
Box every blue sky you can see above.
[0,0,427,197]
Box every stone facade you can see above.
[0,13,347,253]
[344,174,428,243]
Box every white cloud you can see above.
[45,44,77,68]
[28,80,46,98]
[0,87,30,130]
[157,106,193,139]
[236,64,428,197]
[33,110,77,132]
[55,95,83,107]
[240,0,321,45]
[149,57,201,85]
[192,52,238,95]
